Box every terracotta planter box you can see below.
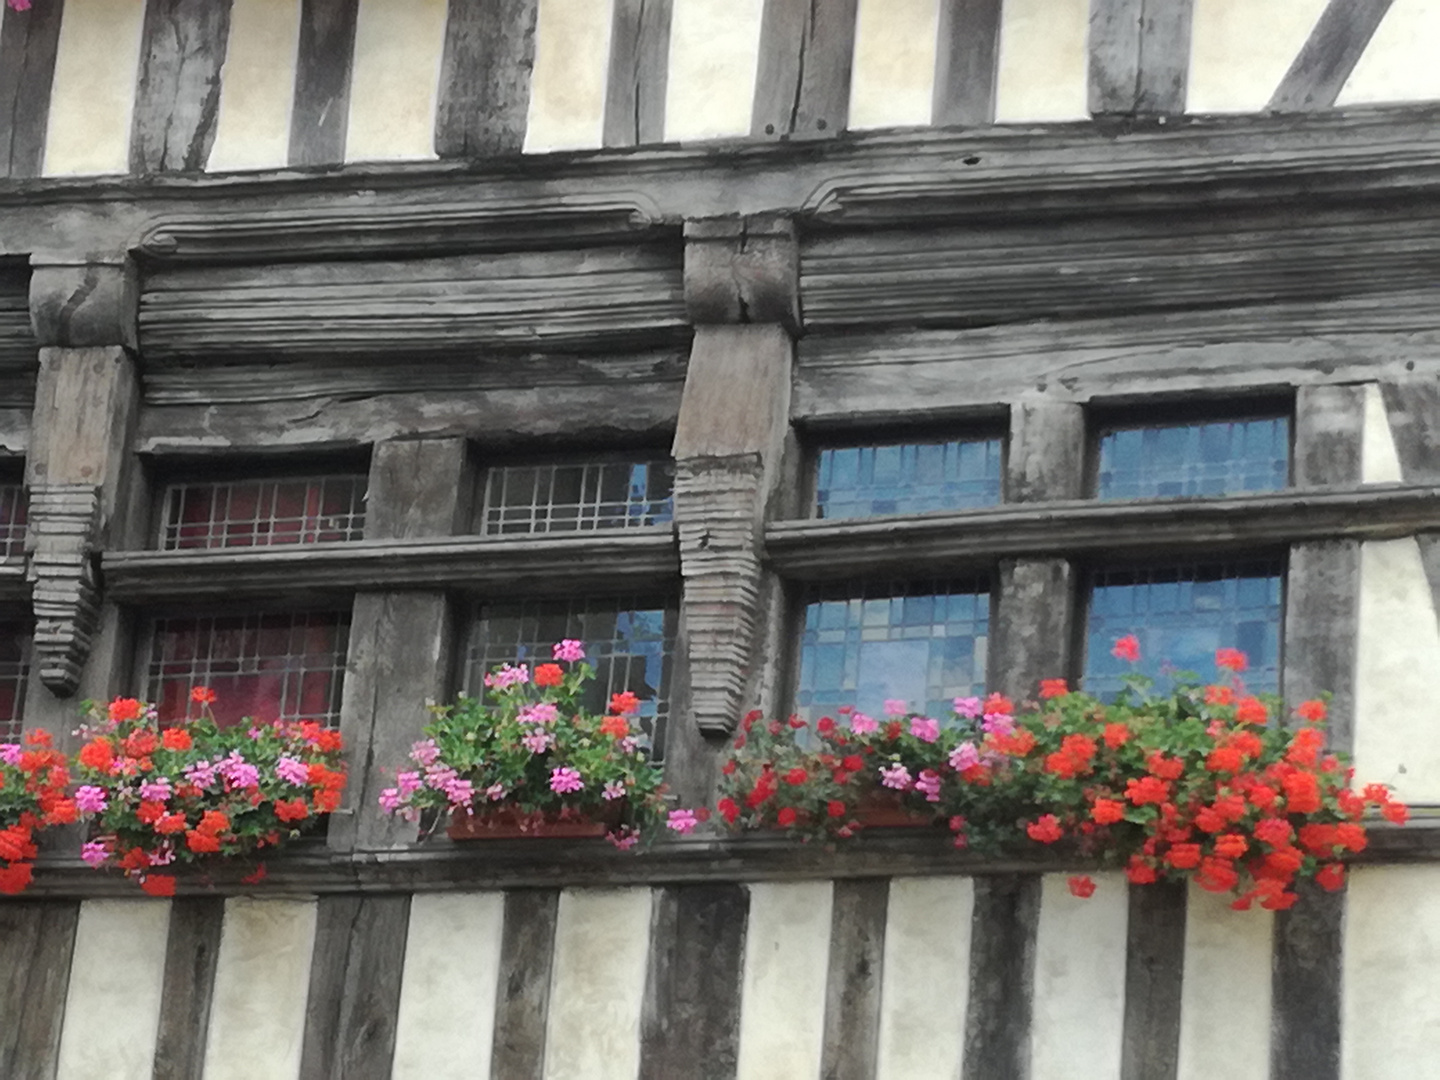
[853,791,938,829]
[447,806,613,840]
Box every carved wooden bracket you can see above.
[26,484,103,697]
[29,258,138,350]
[673,454,769,737]
[683,214,800,333]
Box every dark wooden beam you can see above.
[604,0,672,148]
[435,0,539,158]
[820,878,888,1080]
[1089,0,1193,115]
[103,528,679,601]
[639,883,748,1079]
[0,0,64,179]
[491,888,560,1080]
[1271,882,1344,1080]
[751,0,859,140]
[963,874,1039,1080]
[299,894,411,1080]
[765,485,1440,581]
[1380,379,1440,483]
[1136,0,1193,114]
[131,0,233,174]
[1120,880,1186,1080]
[289,0,360,167]
[0,899,79,1080]
[1269,0,1394,112]
[153,897,225,1080]
[932,0,1003,126]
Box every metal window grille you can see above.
[1095,417,1290,500]
[159,475,367,550]
[814,437,1004,519]
[0,484,26,559]
[1084,559,1284,700]
[461,597,676,760]
[795,579,990,722]
[479,459,675,535]
[145,611,351,728]
[0,622,31,741]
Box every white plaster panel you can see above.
[543,887,653,1080]
[42,0,146,176]
[1355,537,1440,804]
[1338,0,1440,106]
[203,897,317,1080]
[1362,382,1405,484]
[55,900,171,1080]
[875,876,973,1080]
[1343,866,1440,1080]
[849,0,939,130]
[207,0,303,172]
[736,880,833,1080]
[1176,884,1274,1080]
[1030,873,1128,1080]
[392,892,504,1080]
[345,0,447,162]
[524,0,615,153]
[994,0,1088,123]
[664,0,764,142]
[1186,0,1329,113]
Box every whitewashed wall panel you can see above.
[345,0,448,163]
[55,900,170,1080]
[993,0,1088,123]
[1176,885,1273,1080]
[524,0,615,154]
[206,0,302,172]
[392,892,504,1080]
[1186,0,1329,113]
[1338,0,1440,106]
[664,0,764,142]
[848,0,939,130]
[42,0,146,176]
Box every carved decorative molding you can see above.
[26,483,102,696]
[673,455,768,737]
[135,197,665,264]
[29,259,138,351]
[683,215,800,333]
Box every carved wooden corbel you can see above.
[26,484,103,697]
[683,214,801,333]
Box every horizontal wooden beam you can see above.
[102,529,679,601]
[19,817,1436,897]
[764,485,1440,580]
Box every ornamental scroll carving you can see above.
[26,484,103,697]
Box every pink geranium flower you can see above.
[550,767,584,794]
[553,639,586,662]
[849,712,878,735]
[880,764,912,790]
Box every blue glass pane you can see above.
[1084,561,1283,699]
[464,597,676,759]
[795,580,989,721]
[1095,417,1289,500]
[815,438,1003,519]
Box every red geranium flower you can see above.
[1112,635,1140,662]
[1026,814,1063,844]
[1039,679,1069,699]
[140,875,177,897]
[533,663,564,688]
[190,687,217,705]
[1214,647,1248,672]
[1067,875,1096,898]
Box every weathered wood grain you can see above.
[751,0,859,140]
[1269,0,1395,112]
[991,559,1075,698]
[0,900,80,1080]
[1089,0,1192,115]
[1294,384,1365,489]
[299,893,412,1080]
[605,0,672,148]
[365,437,473,541]
[963,873,1039,1080]
[0,0,64,179]
[639,883,748,1080]
[1120,880,1186,1080]
[1283,540,1361,752]
[290,0,359,167]
[153,896,226,1080]
[933,0,1003,126]
[1380,379,1440,484]
[435,0,538,158]
[491,888,560,1080]
[820,877,888,1080]
[1271,883,1344,1080]
[1008,400,1085,503]
[1135,0,1193,114]
[131,0,233,174]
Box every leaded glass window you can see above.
[813,437,1003,519]
[461,597,676,759]
[146,611,351,728]
[0,484,26,559]
[160,475,367,550]
[479,459,674,535]
[1084,560,1284,699]
[0,621,31,740]
[795,579,990,721]
[1095,416,1289,500]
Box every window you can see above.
[795,579,989,721]
[813,436,1003,519]
[0,621,31,740]
[478,457,674,535]
[145,611,351,728]
[1083,560,1283,699]
[159,474,367,550]
[0,483,25,559]
[1093,415,1290,500]
[461,597,676,757]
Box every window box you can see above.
[447,804,621,841]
